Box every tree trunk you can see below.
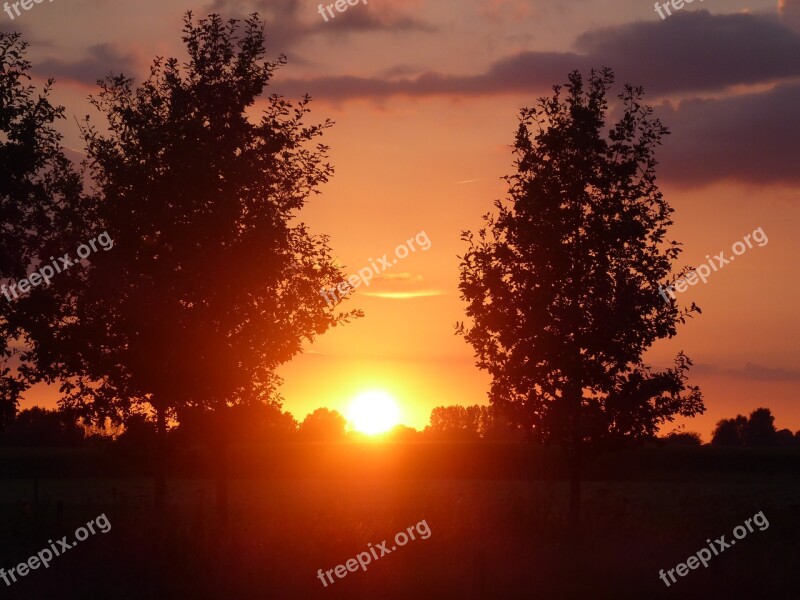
[567,383,582,540]
[154,405,166,516]
[215,420,229,523]
[568,441,581,538]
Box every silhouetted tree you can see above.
[298,408,347,441]
[424,404,520,441]
[744,407,776,446]
[0,390,15,434]
[114,413,158,455]
[31,13,358,518]
[384,424,420,442]
[775,428,796,447]
[0,32,85,432]
[1,407,85,446]
[426,405,481,441]
[245,403,298,442]
[177,402,297,444]
[477,404,522,441]
[711,415,747,445]
[457,69,703,534]
[660,431,702,446]
[711,410,779,446]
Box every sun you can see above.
[347,390,401,435]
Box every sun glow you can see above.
[347,390,401,435]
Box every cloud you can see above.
[268,10,800,187]
[658,82,800,185]
[572,11,800,96]
[693,362,800,381]
[372,272,424,283]
[204,0,434,61]
[273,11,800,101]
[34,44,137,86]
[362,272,441,298]
[478,0,536,23]
[361,290,445,299]
[779,0,800,32]
[272,51,580,100]
[378,64,427,78]
[319,5,435,34]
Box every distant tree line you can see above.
[0,407,85,447]
[710,407,799,447]
[0,403,521,445]
[4,404,798,447]
[423,405,523,441]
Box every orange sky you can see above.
[11,0,800,440]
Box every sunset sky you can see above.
[8,0,800,439]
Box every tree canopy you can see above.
[2,14,360,514]
[457,69,704,452]
[711,408,778,446]
[0,31,86,430]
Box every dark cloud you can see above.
[34,44,137,86]
[205,0,434,61]
[658,82,800,186]
[0,21,49,46]
[268,10,800,186]
[21,9,799,187]
[780,0,800,33]
[320,8,435,34]
[378,64,427,78]
[574,11,800,96]
[273,11,800,101]
[271,51,579,100]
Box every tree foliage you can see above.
[425,404,519,441]
[27,13,358,431]
[660,431,702,446]
[0,407,85,447]
[0,32,86,428]
[298,407,347,441]
[3,15,358,515]
[457,69,704,453]
[711,408,777,446]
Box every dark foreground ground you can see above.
[0,444,798,599]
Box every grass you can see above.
[0,445,798,599]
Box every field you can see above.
[0,444,798,599]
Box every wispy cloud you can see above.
[34,44,138,86]
[373,272,424,283]
[693,362,800,382]
[361,290,445,299]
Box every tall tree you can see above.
[30,13,359,517]
[457,69,703,534]
[0,32,86,433]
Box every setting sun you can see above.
[347,390,401,435]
